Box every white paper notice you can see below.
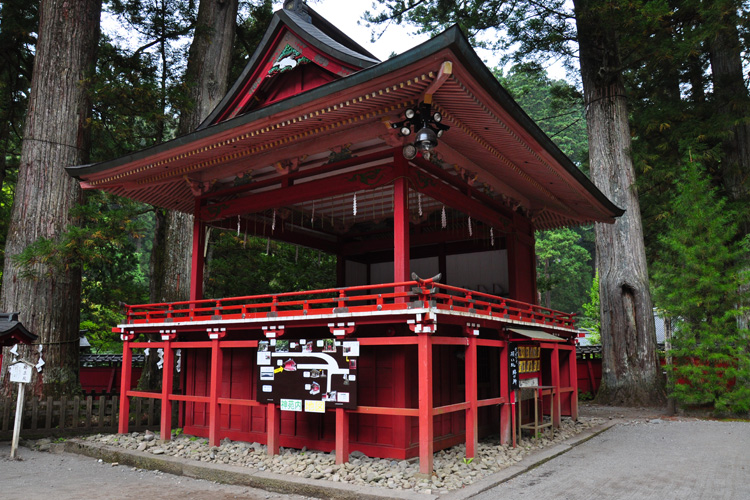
[257,351,271,366]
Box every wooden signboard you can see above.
[256,338,358,411]
[508,343,519,391]
[519,345,540,374]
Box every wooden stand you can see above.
[517,385,555,439]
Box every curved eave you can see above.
[67,26,622,228]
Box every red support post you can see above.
[118,336,132,434]
[208,337,223,446]
[551,344,561,428]
[160,339,174,441]
[393,153,410,285]
[569,347,579,420]
[465,335,478,458]
[267,403,280,456]
[191,199,205,302]
[335,407,350,464]
[417,332,434,474]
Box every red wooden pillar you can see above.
[569,347,579,420]
[118,335,133,434]
[465,335,478,458]
[190,199,205,302]
[499,341,511,445]
[267,403,280,456]
[393,153,410,285]
[208,336,223,446]
[550,344,561,428]
[160,336,174,441]
[417,332,434,474]
[335,407,350,464]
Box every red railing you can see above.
[122,279,576,330]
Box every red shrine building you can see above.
[67,1,621,473]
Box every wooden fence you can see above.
[0,395,174,440]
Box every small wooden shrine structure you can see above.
[67,1,621,473]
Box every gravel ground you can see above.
[23,416,603,495]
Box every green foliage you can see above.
[651,159,750,415]
[579,270,601,344]
[89,37,167,161]
[535,228,592,314]
[205,231,336,299]
[495,64,593,315]
[494,63,587,166]
[230,0,275,83]
[13,192,153,352]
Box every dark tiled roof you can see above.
[0,312,37,346]
[80,353,145,364]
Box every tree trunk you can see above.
[574,0,665,406]
[708,10,750,330]
[141,0,238,390]
[151,0,238,301]
[0,0,101,397]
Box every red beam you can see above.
[432,401,470,416]
[357,337,419,346]
[200,149,395,202]
[168,394,210,403]
[477,396,506,407]
[200,164,397,221]
[407,168,512,232]
[217,397,262,407]
[351,406,419,417]
[126,390,161,399]
[432,337,469,346]
[220,340,259,348]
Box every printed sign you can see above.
[9,362,32,384]
[257,338,359,410]
[304,400,326,413]
[280,399,303,412]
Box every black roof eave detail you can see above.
[66,26,623,219]
[0,312,37,345]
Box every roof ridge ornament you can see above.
[283,0,312,23]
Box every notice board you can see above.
[256,338,358,411]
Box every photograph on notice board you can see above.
[275,339,289,352]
